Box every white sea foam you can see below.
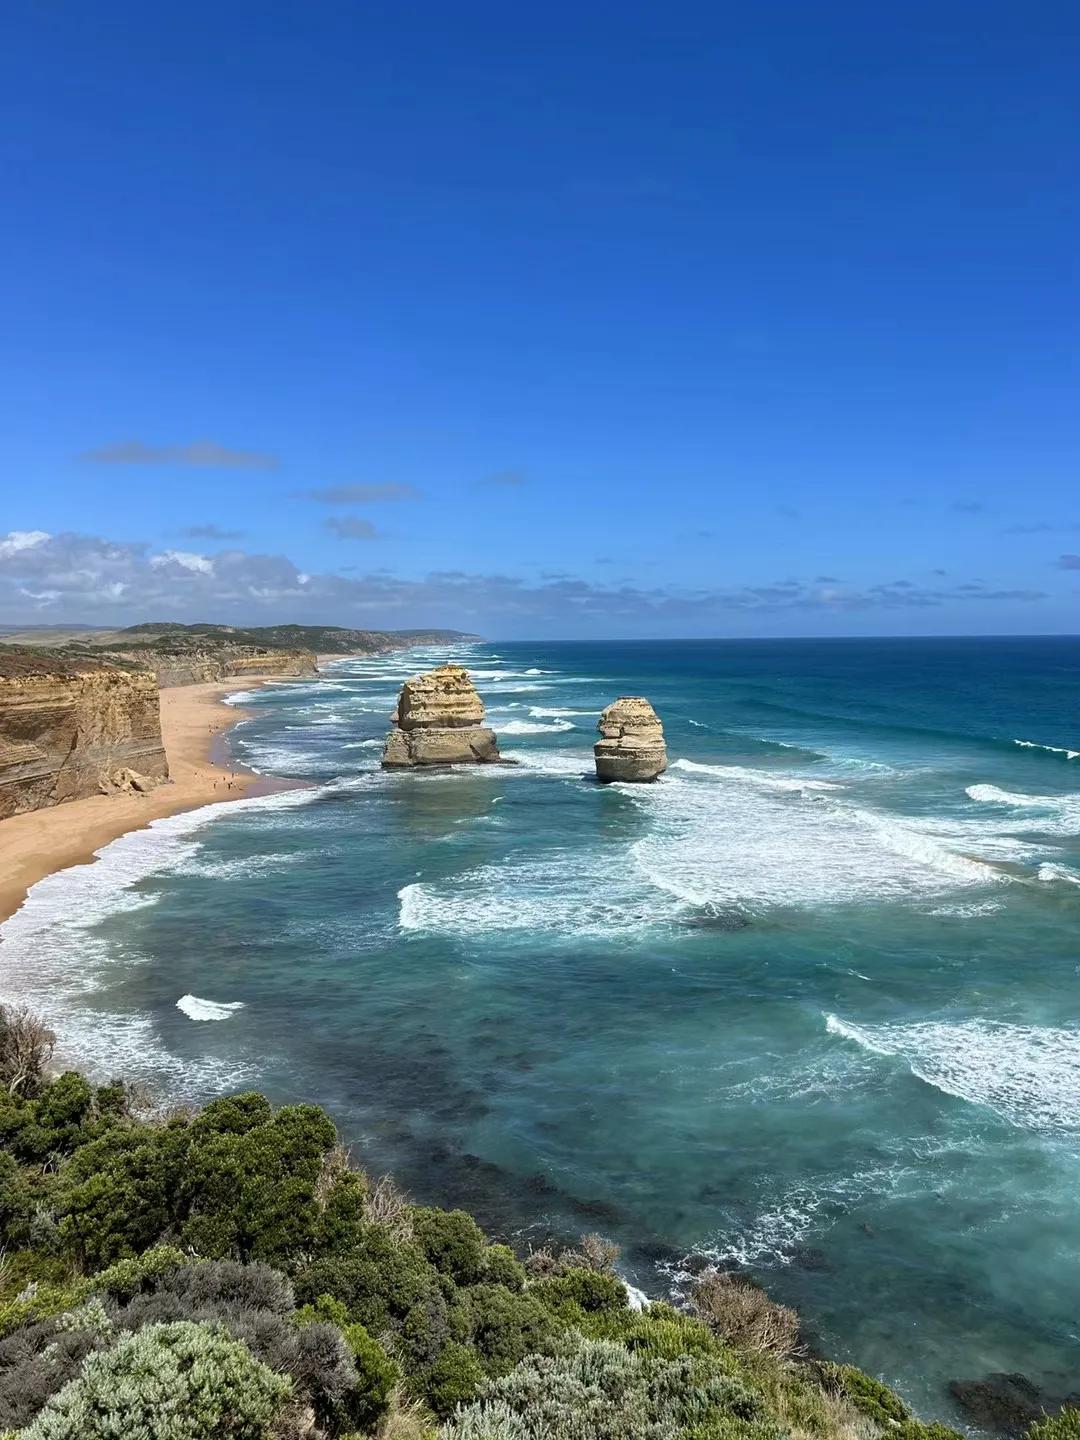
[1014,739,1079,760]
[500,718,575,735]
[468,668,553,680]
[398,856,671,937]
[528,706,591,718]
[1038,863,1080,887]
[343,738,385,749]
[623,1280,650,1311]
[925,899,1005,917]
[826,1014,1080,1131]
[630,768,1004,911]
[176,994,245,1021]
[688,719,707,728]
[963,783,1080,838]
[502,749,594,777]
[672,757,842,792]
[693,1157,911,1269]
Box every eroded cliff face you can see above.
[116,646,317,688]
[0,656,169,819]
[382,663,502,767]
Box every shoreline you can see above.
[0,677,302,929]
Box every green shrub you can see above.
[896,1425,965,1440]
[412,1209,488,1286]
[819,1362,910,1426]
[17,1320,291,1439]
[341,1321,400,1428]
[425,1341,486,1417]
[585,1303,722,1363]
[532,1267,628,1319]
[55,1098,338,1269]
[85,1246,189,1303]
[1027,1412,1080,1440]
[314,1168,369,1254]
[297,1222,447,1338]
[484,1245,526,1293]
[442,1337,774,1440]
[451,1284,554,1376]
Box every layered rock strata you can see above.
[382,664,501,767]
[0,654,169,819]
[115,646,317,689]
[594,696,667,782]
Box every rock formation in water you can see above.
[594,696,667,782]
[0,652,169,819]
[382,663,501,767]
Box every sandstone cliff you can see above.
[382,664,502,767]
[594,696,667,782]
[114,645,317,689]
[0,653,169,819]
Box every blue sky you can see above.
[2,1,1078,637]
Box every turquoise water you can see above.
[3,638,1079,1422]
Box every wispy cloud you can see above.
[298,483,420,503]
[477,469,528,489]
[1057,554,1080,570]
[175,523,246,541]
[951,500,986,515]
[1002,521,1080,535]
[325,517,380,540]
[82,440,279,469]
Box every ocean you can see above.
[2,636,1079,1423]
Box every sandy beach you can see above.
[0,678,298,928]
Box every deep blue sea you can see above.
[3,637,1079,1423]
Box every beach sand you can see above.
[0,678,299,927]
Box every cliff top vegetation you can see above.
[0,1005,1070,1440]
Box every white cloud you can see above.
[0,528,1051,634]
[0,530,50,558]
[150,550,214,574]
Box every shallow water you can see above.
[3,637,1079,1423]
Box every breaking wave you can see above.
[398,858,670,937]
[1013,739,1079,760]
[826,1014,1080,1132]
[501,718,575,735]
[672,758,842,792]
[631,768,1003,911]
[177,994,245,1021]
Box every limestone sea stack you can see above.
[594,696,667,783]
[382,663,502,768]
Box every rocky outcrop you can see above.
[594,697,667,782]
[382,664,501,768]
[0,654,169,819]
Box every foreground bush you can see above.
[0,1005,970,1440]
[18,1320,290,1439]
[441,1335,781,1440]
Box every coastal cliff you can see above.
[114,644,317,688]
[0,652,169,819]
